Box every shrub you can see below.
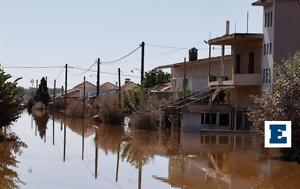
[248,52,300,162]
[0,67,22,128]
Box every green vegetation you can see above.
[123,87,168,130]
[248,52,300,162]
[141,69,171,88]
[34,77,50,107]
[0,67,22,128]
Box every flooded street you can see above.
[3,111,300,189]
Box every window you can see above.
[263,69,266,83]
[265,11,273,28]
[264,43,273,55]
[235,54,241,74]
[264,13,268,27]
[219,114,230,126]
[270,12,273,27]
[248,52,255,74]
[264,44,266,55]
[211,113,217,125]
[205,113,210,124]
[201,113,205,124]
[219,136,229,144]
[270,43,272,54]
[268,68,272,83]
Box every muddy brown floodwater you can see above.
[1,111,300,189]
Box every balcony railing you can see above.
[209,73,261,86]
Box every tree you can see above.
[141,69,171,89]
[0,67,22,128]
[248,52,300,162]
[34,77,50,106]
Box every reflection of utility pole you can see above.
[81,122,84,160]
[95,132,99,179]
[52,114,55,146]
[63,122,66,162]
[115,143,120,182]
[138,160,142,189]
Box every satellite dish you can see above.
[30,79,34,86]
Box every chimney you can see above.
[189,47,198,61]
[226,20,230,35]
[125,78,130,84]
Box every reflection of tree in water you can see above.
[120,131,162,168]
[0,132,27,189]
[33,111,49,139]
[95,125,125,154]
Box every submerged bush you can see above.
[65,99,90,118]
[248,52,300,162]
[124,87,167,130]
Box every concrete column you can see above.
[221,45,225,77]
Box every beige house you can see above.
[158,0,300,132]
[121,79,138,92]
[253,0,300,90]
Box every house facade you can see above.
[253,0,300,90]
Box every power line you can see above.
[101,46,141,64]
[75,45,141,76]
[145,43,190,50]
[69,66,140,78]
[3,66,64,69]
[55,67,65,80]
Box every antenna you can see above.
[247,12,249,33]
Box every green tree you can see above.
[248,52,300,162]
[0,67,22,128]
[141,69,171,89]
[34,77,50,106]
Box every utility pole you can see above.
[140,42,145,84]
[64,64,68,107]
[183,57,187,103]
[83,76,86,119]
[118,68,121,109]
[97,58,100,96]
[36,80,38,91]
[53,80,56,104]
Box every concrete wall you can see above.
[171,58,233,92]
[233,41,262,74]
[274,0,300,63]
[230,86,261,110]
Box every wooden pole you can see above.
[118,68,121,109]
[97,58,100,96]
[83,76,86,119]
[208,44,211,81]
[53,80,56,104]
[140,42,145,84]
[64,64,68,108]
[183,57,187,103]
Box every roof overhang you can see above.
[155,56,231,69]
[252,0,273,6]
[208,33,263,46]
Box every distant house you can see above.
[55,81,97,100]
[121,79,138,92]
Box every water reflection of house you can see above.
[153,133,271,189]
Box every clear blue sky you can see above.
[0,0,263,88]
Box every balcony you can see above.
[208,73,261,87]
